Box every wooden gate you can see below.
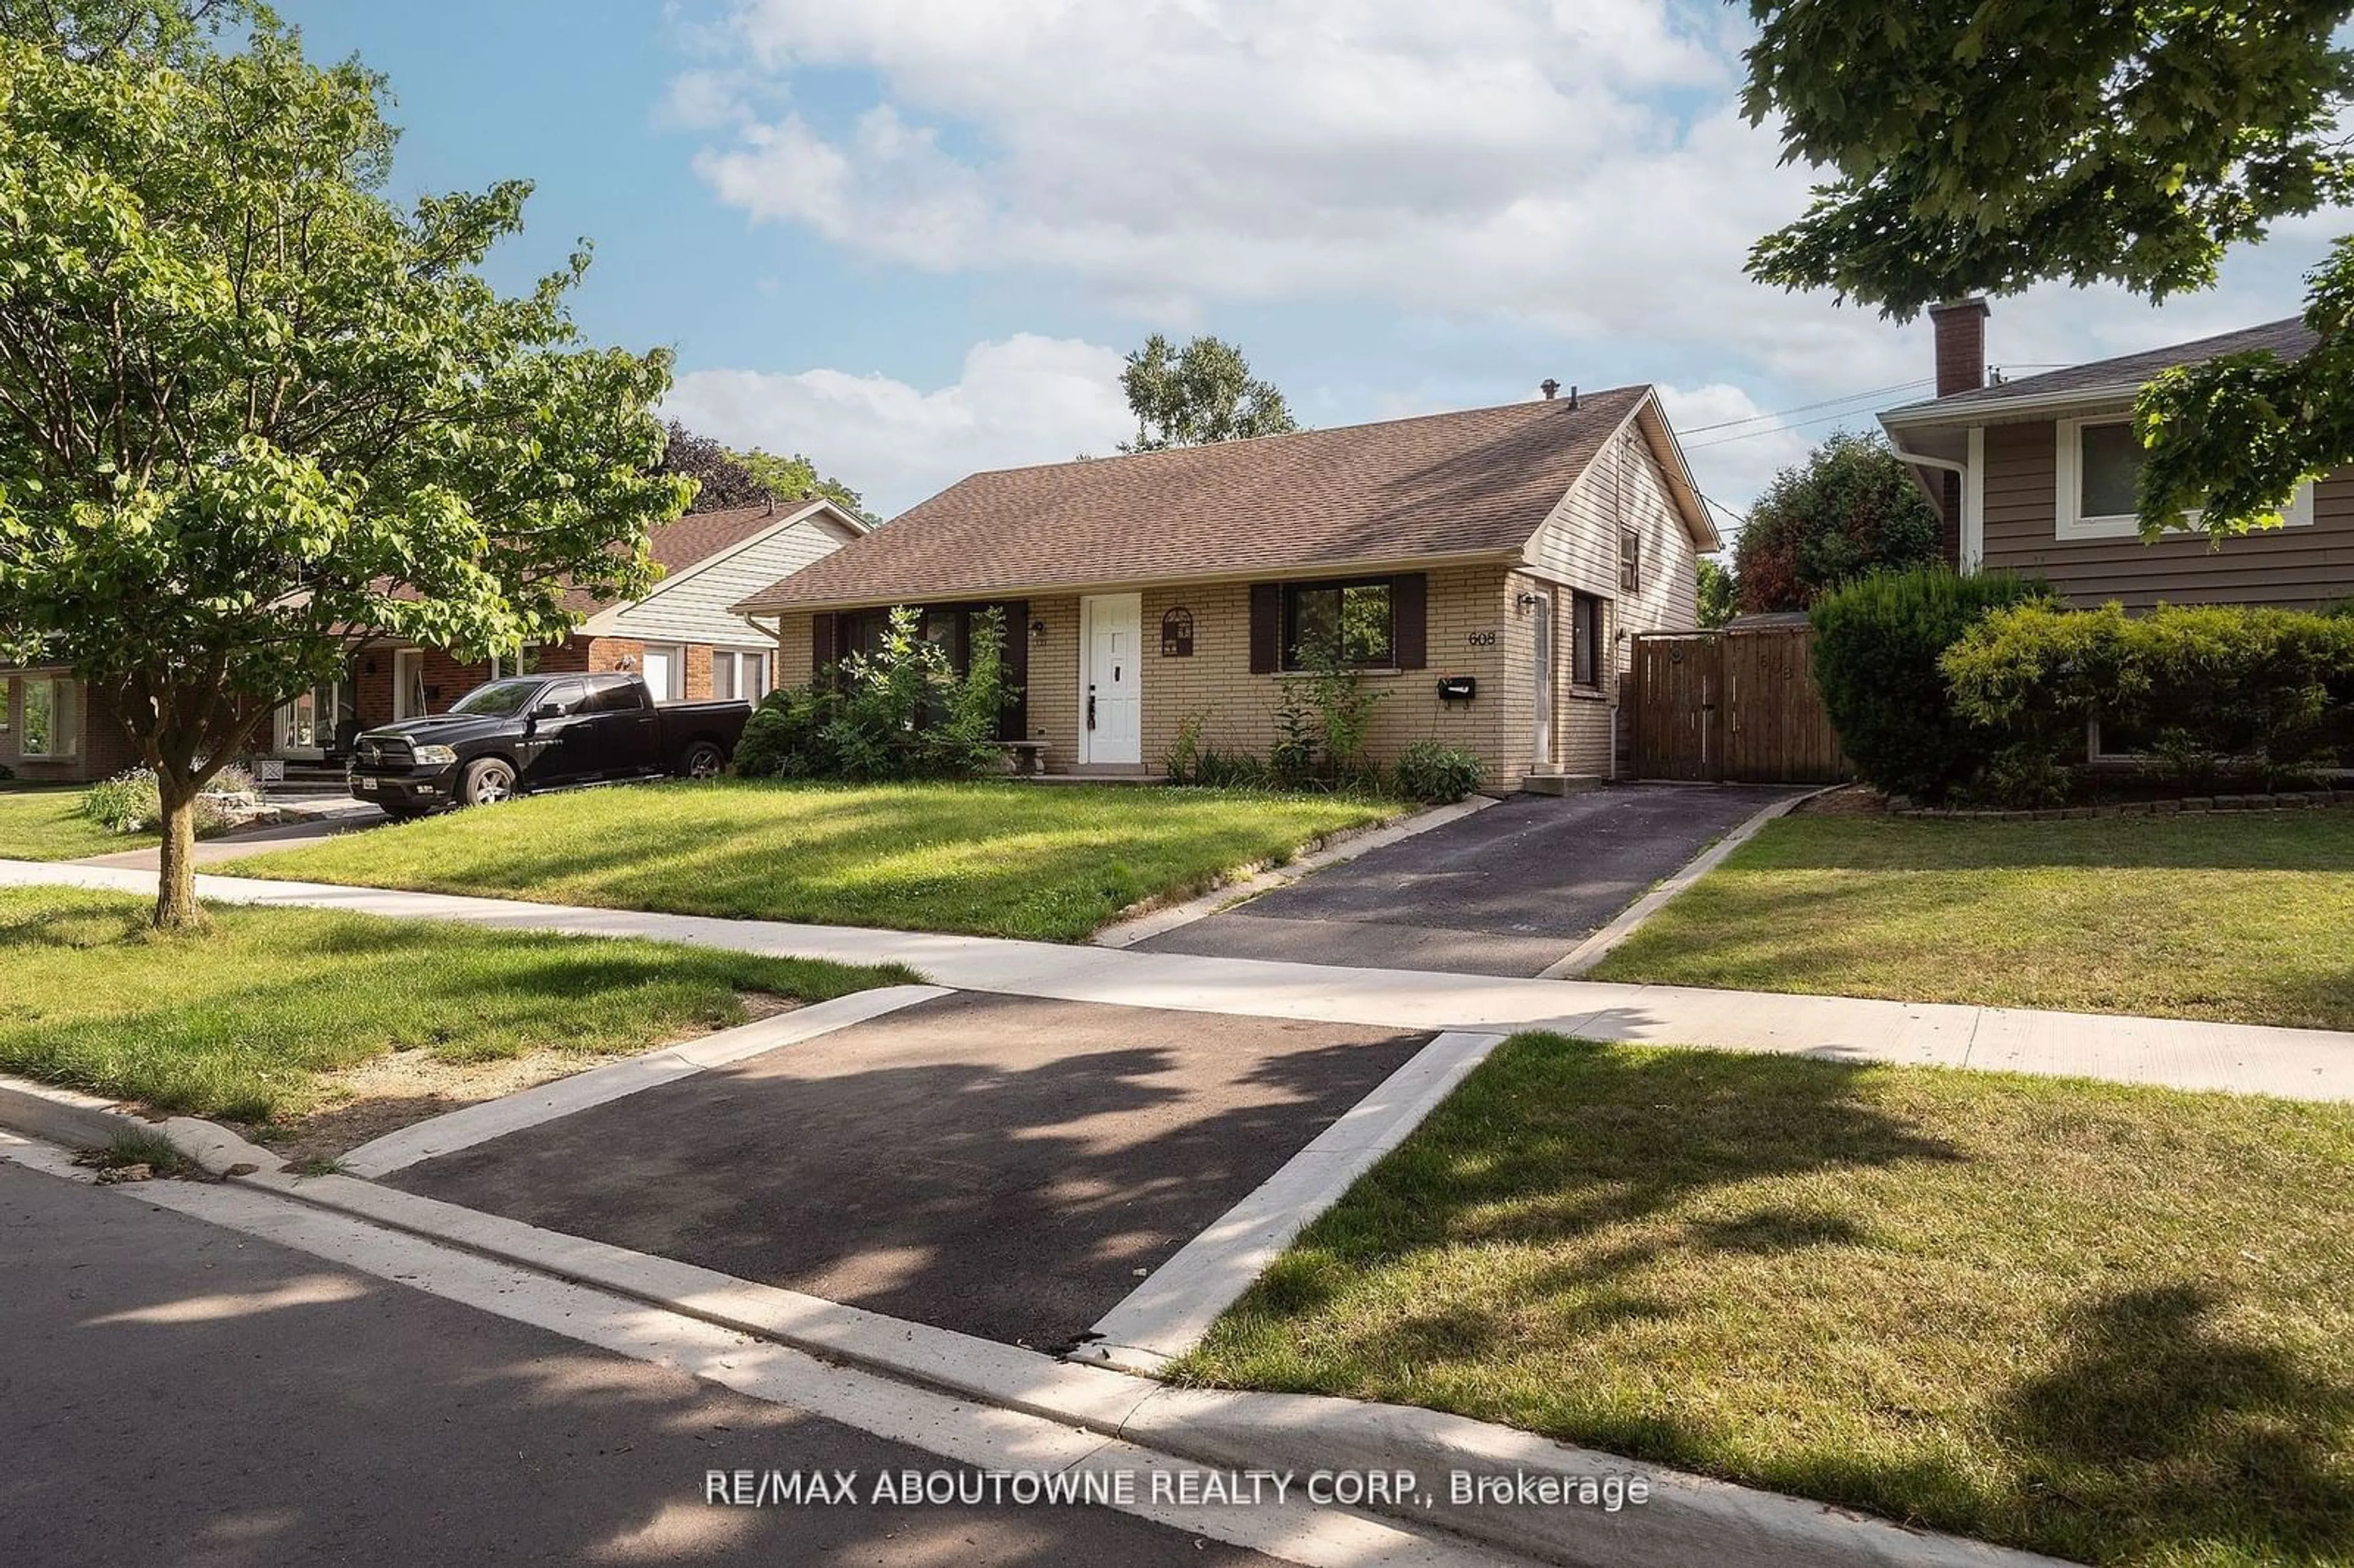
[1630,626,1848,783]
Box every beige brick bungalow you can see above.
[733,387,1719,791]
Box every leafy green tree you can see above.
[1731,433,1942,612]
[1119,333,1297,452]
[730,444,877,526]
[655,421,878,525]
[1696,557,1737,628]
[0,7,688,926]
[1739,0,2354,540]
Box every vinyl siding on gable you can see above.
[606,517,853,647]
[1521,424,1703,775]
[1980,417,2354,608]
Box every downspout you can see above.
[1884,434,1977,573]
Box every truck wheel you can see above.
[459,758,517,807]
[677,740,726,780]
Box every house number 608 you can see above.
[1466,630,1497,647]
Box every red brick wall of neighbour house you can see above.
[771,565,1537,787]
[348,636,721,729]
[1979,418,2354,608]
[0,673,143,783]
[1520,423,1704,777]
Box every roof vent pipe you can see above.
[1568,385,1578,411]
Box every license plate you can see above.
[356,777,377,791]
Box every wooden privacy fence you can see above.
[1629,625,1849,783]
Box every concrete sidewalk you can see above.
[6,858,2348,1102]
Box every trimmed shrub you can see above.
[1810,567,2052,802]
[1392,740,1485,804]
[1945,601,2354,792]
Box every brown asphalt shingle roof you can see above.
[736,387,1658,611]
[1889,317,2316,416]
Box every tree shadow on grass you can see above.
[1981,1282,2354,1565]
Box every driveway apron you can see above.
[389,991,1426,1352]
[1137,783,1809,976]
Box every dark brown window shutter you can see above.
[998,601,1029,742]
[1248,583,1281,674]
[812,612,836,674]
[1393,573,1428,669]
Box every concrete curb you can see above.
[1093,796,1498,949]
[1074,1030,1511,1374]
[1536,785,1840,980]
[0,1094,2066,1568]
[338,984,953,1178]
[0,1073,286,1176]
[0,1097,2073,1567]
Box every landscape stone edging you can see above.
[1893,789,2354,821]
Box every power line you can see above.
[1674,376,1935,436]
[1685,402,1902,451]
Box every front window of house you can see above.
[710,649,769,702]
[1282,578,1395,669]
[2059,416,2314,538]
[18,676,80,758]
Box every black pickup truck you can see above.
[346,672,752,815]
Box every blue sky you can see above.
[276,0,2345,530]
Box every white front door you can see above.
[1531,595,1554,768]
[641,645,679,701]
[392,649,427,719]
[1080,593,1142,766]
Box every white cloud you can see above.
[662,334,1135,517]
[1656,382,1821,541]
[672,0,2351,511]
[679,1,1918,379]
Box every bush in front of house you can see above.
[733,606,1018,783]
[80,767,244,835]
[1810,566,2053,802]
[1392,740,1485,803]
[1944,600,2354,794]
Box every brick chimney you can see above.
[1929,297,1989,397]
[1924,298,1988,568]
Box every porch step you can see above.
[1518,772,1606,797]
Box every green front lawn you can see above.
[1181,1035,2354,1567]
[0,787,151,861]
[237,780,1398,941]
[1590,810,2354,1030]
[0,886,915,1126]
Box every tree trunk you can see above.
[152,780,203,931]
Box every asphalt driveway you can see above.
[1137,782,1809,976]
[391,992,1426,1352]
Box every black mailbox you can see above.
[1436,676,1477,702]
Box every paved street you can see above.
[0,1164,1280,1567]
[1138,784,1807,975]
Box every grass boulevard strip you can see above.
[1178,1032,2354,1567]
[0,885,913,1156]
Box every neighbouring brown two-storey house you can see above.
[1879,302,2352,607]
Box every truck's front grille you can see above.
[354,737,412,767]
